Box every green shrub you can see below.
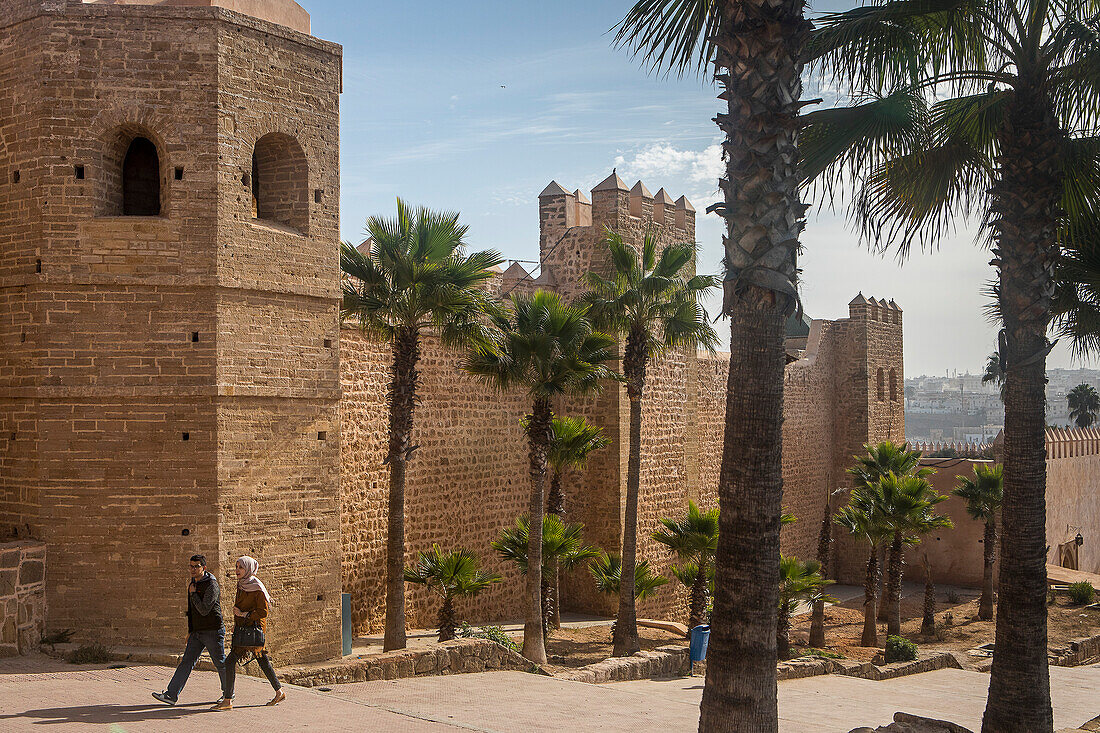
[67,642,111,665]
[800,648,843,660]
[457,623,519,652]
[884,635,918,663]
[1068,581,1096,605]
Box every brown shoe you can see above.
[212,699,232,712]
[266,690,286,706]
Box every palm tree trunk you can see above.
[981,86,1061,733]
[522,397,552,665]
[862,548,879,647]
[809,510,831,648]
[979,519,996,621]
[689,561,708,632]
[542,574,554,638]
[886,534,904,637]
[776,601,791,661]
[877,546,889,622]
[697,0,809,728]
[921,554,936,637]
[613,331,646,657]
[548,470,564,630]
[383,327,419,652]
[438,595,456,642]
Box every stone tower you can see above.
[0,0,342,662]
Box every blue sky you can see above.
[309,0,1094,377]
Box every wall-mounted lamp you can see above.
[1075,532,1084,547]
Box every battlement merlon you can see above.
[848,292,903,325]
[538,172,697,243]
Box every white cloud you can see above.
[613,142,723,187]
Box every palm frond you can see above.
[613,0,721,78]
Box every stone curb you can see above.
[279,638,548,687]
[553,644,690,683]
[1049,633,1100,667]
[825,651,963,681]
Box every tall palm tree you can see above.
[954,463,1005,621]
[492,513,602,636]
[403,546,502,642]
[804,4,1100,728]
[590,552,669,600]
[341,201,503,652]
[777,554,834,661]
[834,483,893,647]
[465,290,615,663]
[582,228,717,657]
[875,472,953,636]
[653,501,720,631]
[614,0,810,725]
[1067,383,1100,428]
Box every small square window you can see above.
[191,332,199,343]
[317,431,327,441]
[75,165,85,180]
[174,167,184,181]
[35,259,41,274]
[323,338,332,348]
[314,189,323,203]
[182,432,190,441]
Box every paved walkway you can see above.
[1,657,1096,732]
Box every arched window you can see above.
[250,133,308,233]
[122,137,161,216]
[889,368,898,402]
[877,368,885,401]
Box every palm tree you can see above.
[403,546,502,642]
[876,473,953,637]
[538,414,609,629]
[920,553,937,637]
[804,4,1100,728]
[614,0,810,725]
[341,201,503,652]
[982,351,1006,400]
[653,501,720,631]
[954,464,1005,621]
[491,513,601,636]
[582,228,717,657]
[848,442,933,489]
[1067,384,1100,428]
[544,415,610,518]
[834,483,892,647]
[465,292,615,664]
[589,552,669,600]
[809,491,840,648]
[777,555,834,661]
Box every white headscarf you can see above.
[236,555,272,603]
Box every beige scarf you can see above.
[236,555,272,603]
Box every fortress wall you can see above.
[1044,428,1100,575]
[340,327,534,635]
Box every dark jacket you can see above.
[186,572,223,633]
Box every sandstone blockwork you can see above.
[0,541,46,656]
[341,174,906,635]
[0,1,342,663]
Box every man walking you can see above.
[152,554,227,705]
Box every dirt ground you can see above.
[519,625,686,673]
[787,587,1100,664]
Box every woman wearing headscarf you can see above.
[213,555,285,710]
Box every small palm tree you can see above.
[403,546,502,642]
[653,501,719,631]
[544,415,610,518]
[777,555,834,661]
[589,552,669,600]
[834,483,892,647]
[982,351,1006,401]
[920,553,937,637]
[1068,384,1100,429]
[848,442,932,489]
[465,290,616,664]
[582,227,717,657]
[954,464,1004,621]
[876,473,953,637]
[491,514,601,637]
[341,201,503,652]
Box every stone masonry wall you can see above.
[1043,428,1100,575]
[0,540,45,657]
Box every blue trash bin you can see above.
[689,624,710,675]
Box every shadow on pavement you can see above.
[0,702,216,725]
